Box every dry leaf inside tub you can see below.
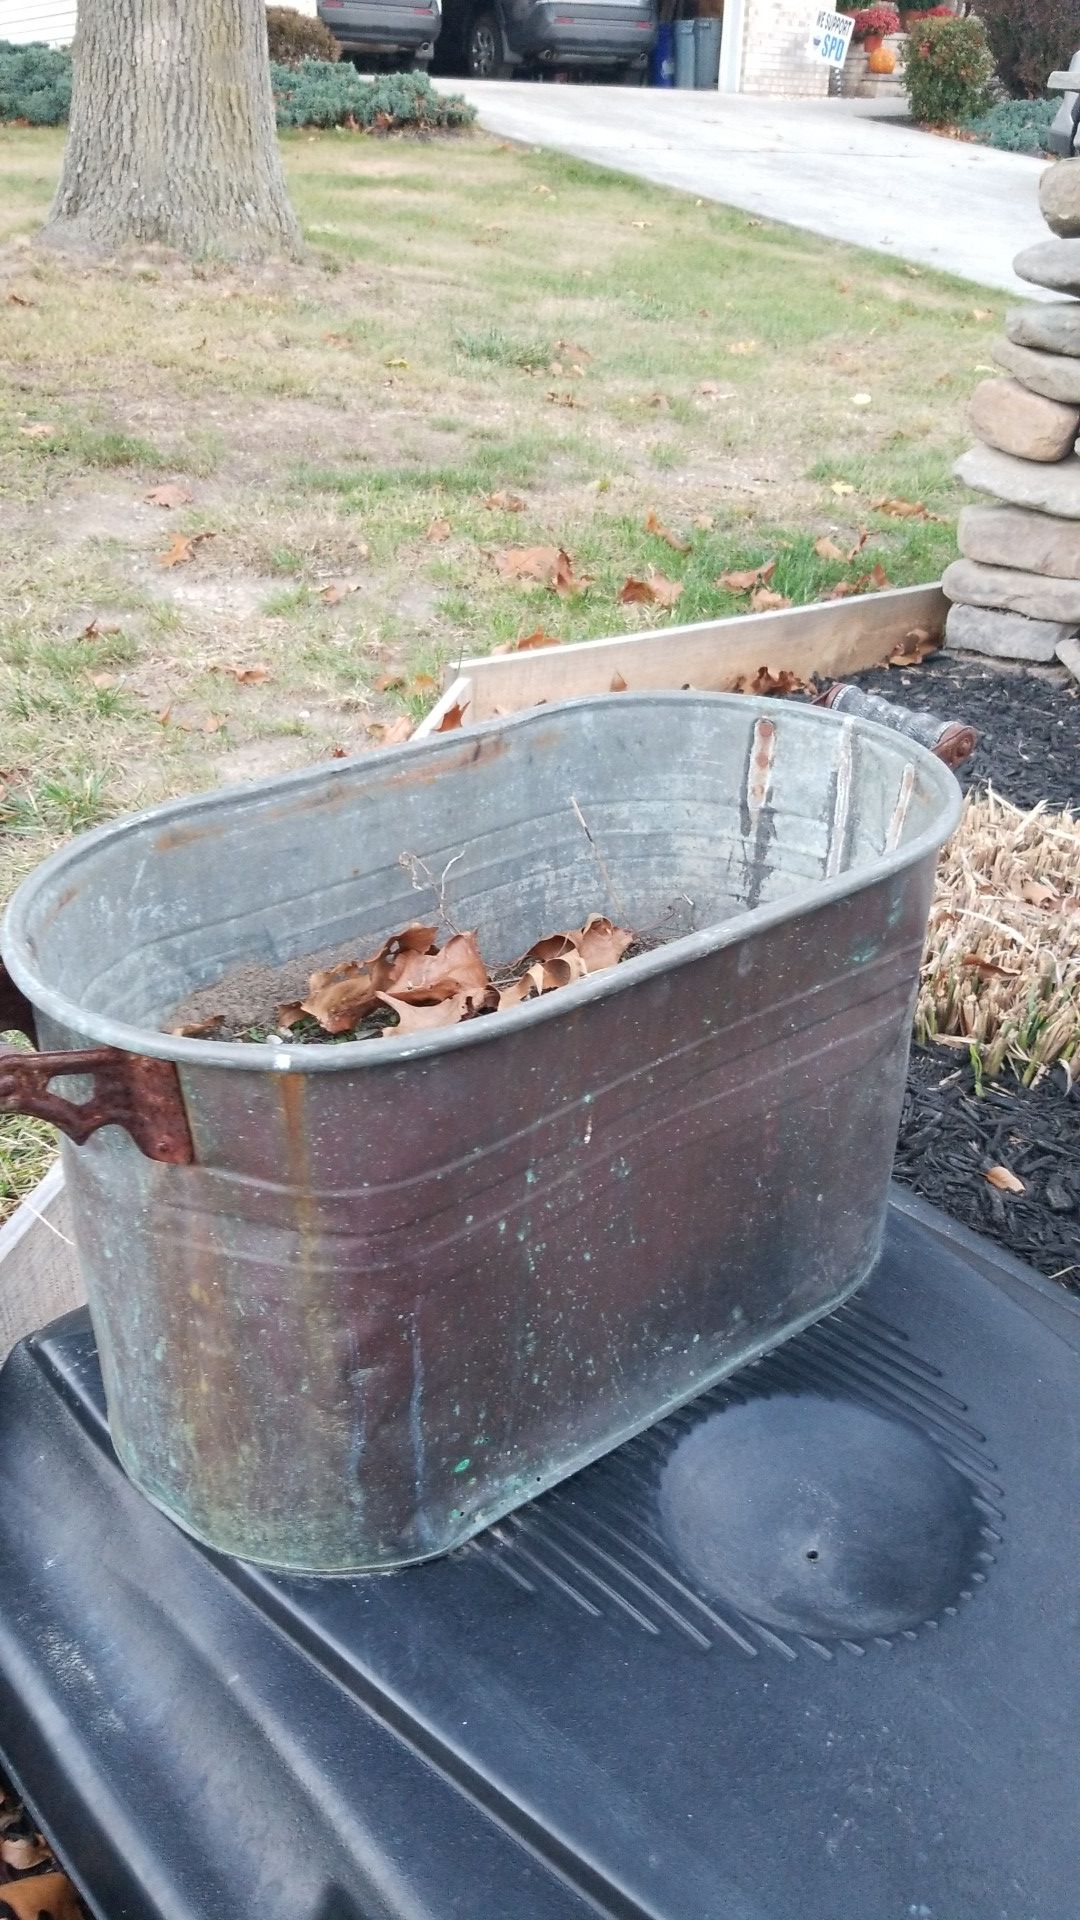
[1,1833,51,1871]
[985,1165,1025,1194]
[610,671,628,691]
[0,1870,83,1920]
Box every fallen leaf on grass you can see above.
[719,560,776,593]
[483,490,526,512]
[0,1871,83,1920]
[644,508,691,553]
[385,357,409,369]
[749,586,792,612]
[970,306,992,321]
[646,393,670,411]
[555,339,591,362]
[829,480,855,498]
[6,291,33,306]
[434,699,468,731]
[726,340,758,356]
[618,571,682,609]
[145,483,193,509]
[425,516,451,542]
[375,671,405,693]
[19,423,54,440]
[81,618,121,640]
[814,536,846,561]
[872,496,944,522]
[513,627,561,650]
[546,389,583,408]
[157,531,214,568]
[693,513,715,531]
[1021,879,1059,908]
[364,714,414,747]
[318,577,364,606]
[215,662,269,684]
[985,1164,1025,1194]
[89,671,117,689]
[497,546,585,595]
[887,626,940,666]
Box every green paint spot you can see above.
[453,1457,471,1473]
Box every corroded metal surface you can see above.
[1,694,962,1571]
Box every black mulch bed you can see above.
[852,650,1078,1282]
[856,650,1079,811]
[897,1046,1078,1288]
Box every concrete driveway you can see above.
[443,84,1048,297]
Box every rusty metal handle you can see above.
[0,964,194,1165]
[814,684,977,770]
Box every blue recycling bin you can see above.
[650,21,675,86]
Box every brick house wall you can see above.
[736,0,831,96]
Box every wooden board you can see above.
[424,584,947,726]
[0,1164,83,1366]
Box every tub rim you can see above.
[1,691,963,1075]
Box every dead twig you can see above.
[569,794,626,920]
[397,848,465,935]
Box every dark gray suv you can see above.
[434,0,656,81]
[317,0,441,70]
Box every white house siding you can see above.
[0,0,318,47]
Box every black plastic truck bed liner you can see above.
[0,1191,1077,1920]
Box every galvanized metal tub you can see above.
[0,694,962,1571]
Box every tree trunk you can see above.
[45,0,302,261]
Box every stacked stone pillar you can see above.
[943,158,1080,675]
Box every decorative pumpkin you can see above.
[868,43,897,70]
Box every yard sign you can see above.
[807,9,854,64]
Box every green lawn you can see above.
[0,122,998,1215]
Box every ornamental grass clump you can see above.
[917,789,1080,1088]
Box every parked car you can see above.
[434,0,656,80]
[317,0,441,70]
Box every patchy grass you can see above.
[0,124,999,1215]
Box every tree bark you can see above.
[45,0,302,261]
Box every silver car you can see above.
[317,0,441,70]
